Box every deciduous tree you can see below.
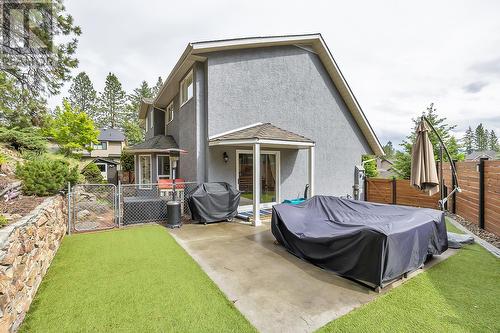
[48,100,99,156]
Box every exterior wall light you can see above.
[223,152,229,163]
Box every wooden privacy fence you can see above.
[365,160,500,236]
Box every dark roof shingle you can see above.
[127,135,178,151]
[98,128,126,142]
[209,123,313,143]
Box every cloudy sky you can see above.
[51,0,500,147]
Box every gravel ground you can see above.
[447,212,500,248]
[0,196,46,224]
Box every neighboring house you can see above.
[465,150,498,161]
[127,34,383,224]
[82,128,126,184]
[376,157,396,178]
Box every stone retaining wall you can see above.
[0,196,66,332]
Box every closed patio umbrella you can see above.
[411,119,439,196]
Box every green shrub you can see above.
[16,158,79,196]
[0,153,7,169]
[362,155,379,178]
[82,163,105,184]
[0,127,47,154]
[0,215,8,228]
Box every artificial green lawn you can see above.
[317,220,500,333]
[20,225,256,332]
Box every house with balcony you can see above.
[126,34,383,224]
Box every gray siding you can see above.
[164,64,205,182]
[205,46,372,198]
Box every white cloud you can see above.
[50,0,500,147]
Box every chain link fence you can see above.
[69,184,117,233]
[119,182,198,226]
[68,181,199,233]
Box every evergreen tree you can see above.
[462,126,474,154]
[125,80,153,122]
[382,141,395,159]
[68,72,98,121]
[393,103,463,179]
[152,76,164,96]
[0,72,49,128]
[98,73,127,128]
[474,124,489,151]
[489,130,499,151]
[1,0,81,97]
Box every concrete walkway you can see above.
[170,221,454,333]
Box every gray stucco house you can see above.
[127,34,383,224]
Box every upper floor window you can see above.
[180,70,193,106]
[92,141,107,150]
[166,102,174,124]
[149,108,154,129]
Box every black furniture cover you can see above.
[271,196,448,288]
[188,182,241,223]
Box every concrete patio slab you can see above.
[169,221,455,333]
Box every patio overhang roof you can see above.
[208,123,315,149]
[209,139,314,149]
[125,135,187,154]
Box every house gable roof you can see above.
[143,34,383,155]
[98,128,126,142]
[465,150,498,160]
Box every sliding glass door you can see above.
[236,151,279,208]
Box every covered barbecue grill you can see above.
[188,182,241,223]
[272,196,448,289]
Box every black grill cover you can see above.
[188,182,241,223]
[271,196,448,288]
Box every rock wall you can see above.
[0,196,66,332]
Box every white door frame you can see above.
[156,154,173,180]
[138,154,152,187]
[95,162,108,180]
[235,149,280,211]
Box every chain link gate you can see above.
[69,184,118,233]
[67,182,199,233]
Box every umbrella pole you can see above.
[421,116,461,211]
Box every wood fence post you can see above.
[364,176,368,201]
[392,177,397,204]
[451,160,457,214]
[478,158,486,229]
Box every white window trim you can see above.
[156,154,172,180]
[138,154,152,186]
[235,149,281,210]
[164,101,174,132]
[149,109,154,129]
[179,69,193,108]
[92,141,108,150]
